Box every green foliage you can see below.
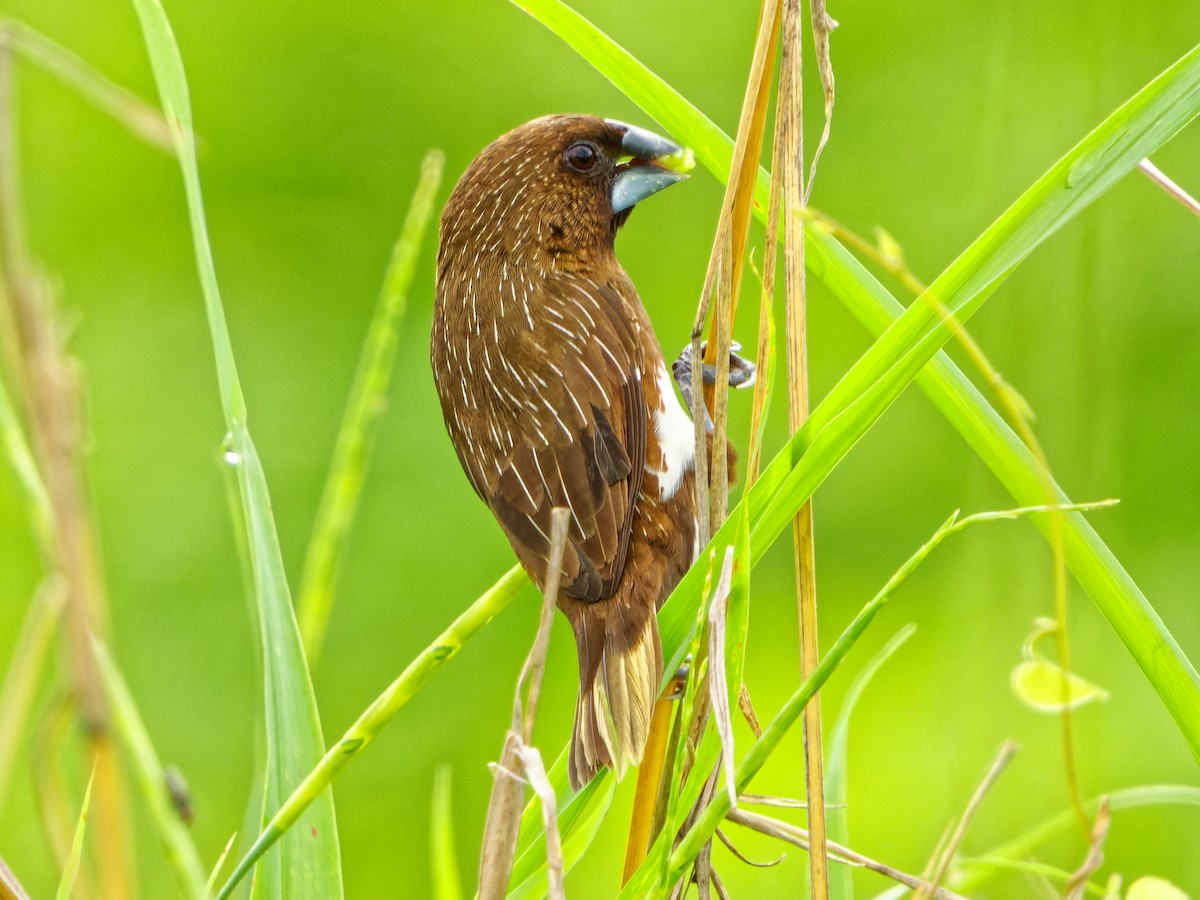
[127,0,342,894]
[54,768,93,900]
[2,0,1199,896]
[518,0,1200,760]
[297,149,446,664]
[93,640,208,898]
[825,624,916,900]
[430,766,464,900]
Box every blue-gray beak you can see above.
[607,120,695,214]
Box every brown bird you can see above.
[431,115,743,789]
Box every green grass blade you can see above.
[507,775,615,900]
[0,372,53,554]
[826,624,916,900]
[516,0,1200,758]
[297,150,445,664]
[955,785,1200,894]
[92,640,207,899]
[0,580,64,814]
[639,507,1101,894]
[205,833,238,898]
[431,766,463,900]
[216,566,532,900]
[54,767,94,900]
[507,749,600,886]
[127,0,343,895]
[3,20,174,152]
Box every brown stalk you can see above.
[728,808,971,900]
[697,0,782,389]
[915,740,1019,900]
[804,0,836,202]
[1139,158,1200,218]
[623,669,686,882]
[775,0,829,896]
[707,550,738,808]
[0,855,31,900]
[0,45,134,900]
[1064,796,1110,900]
[477,508,569,899]
[745,122,784,488]
[628,1,782,877]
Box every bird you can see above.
[431,115,745,789]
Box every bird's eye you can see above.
[564,141,599,173]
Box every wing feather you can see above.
[487,276,645,600]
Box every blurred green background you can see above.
[1,0,1198,896]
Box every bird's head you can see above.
[439,115,694,274]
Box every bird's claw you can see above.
[664,659,691,700]
[671,342,757,420]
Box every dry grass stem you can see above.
[1139,158,1200,217]
[516,746,565,900]
[777,0,828,895]
[478,508,569,898]
[804,0,836,200]
[697,0,781,377]
[689,330,710,549]
[1064,797,1110,900]
[728,808,970,900]
[745,127,783,487]
[707,547,738,807]
[0,44,134,899]
[915,740,1019,900]
[0,855,31,900]
[710,867,731,900]
[736,683,763,738]
[715,827,784,868]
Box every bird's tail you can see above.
[568,603,664,791]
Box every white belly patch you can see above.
[651,362,696,501]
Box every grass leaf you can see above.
[515,0,1200,760]
[93,640,208,899]
[126,0,343,895]
[431,766,463,900]
[217,566,532,899]
[956,785,1200,894]
[53,767,94,900]
[826,624,916,900]
[507,776,615,900]
[0,579,64,812]
[297,149,445,664]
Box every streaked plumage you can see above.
[431,115,699,788]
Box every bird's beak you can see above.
[607,120,695,214]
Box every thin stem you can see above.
[915,740,1019,900]
[1139,157,1200,217]
[778,0,828,895]
[727,809,969,900]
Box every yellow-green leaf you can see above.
[1011,660,1110,713]
[1127,876,1190,900]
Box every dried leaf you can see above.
[707,547,738,808]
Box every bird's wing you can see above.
[486,275,647,603]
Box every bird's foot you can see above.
[670,342,757,426]
[664,659,691,700]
